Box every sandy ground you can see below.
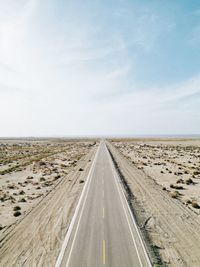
[112,139,200,211]
[0,139,97,266]
[108,138,200,266]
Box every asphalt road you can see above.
[55,141,152,267]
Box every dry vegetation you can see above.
[112,138,200,211]
[109,138,200,266]
[0,139,96,232]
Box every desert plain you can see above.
[0,138,97,266]
[112,138,200,209]
[1,137,200,266]
[109,138,200,266]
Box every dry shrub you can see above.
[170,190,180,199]
[185,178,194,185]
[176,178,184,184]
[13,211,21,217]
[19,198,26,202]
[186,199,192,204]
[13,206,21,211]
[170,184,184,190]
[192,200,200,209]
[193,171,200,176]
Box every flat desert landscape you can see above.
[112,138,200,209]
[0,139,97,266]
[1,137,200,267]
[109,138,200,266]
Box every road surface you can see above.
[55,141,151,267]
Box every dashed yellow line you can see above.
[103,239,106,265]
[103,207,105,218]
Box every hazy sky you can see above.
[0,0,200,136]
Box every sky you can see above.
[0,0,200,137]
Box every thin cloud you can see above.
[0,0,199,136]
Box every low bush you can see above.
[13,211,21,217]
[13,206,21,211]
[185,178,194,185]
[192,200,200,209]
[193,171,200,176]
[19,198,26,202]
[176,179,184,184]
[170,190,180,199]
[170,184,184,190]
[186,199,192,204]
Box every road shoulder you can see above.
[107,142,200,267]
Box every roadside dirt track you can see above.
[108,142,200,267]
[0,147,96,267]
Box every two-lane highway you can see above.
[55,141,151,267]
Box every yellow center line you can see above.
[103,207,105,218]
[103,239,106,265]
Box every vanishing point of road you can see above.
[55,141,152,267]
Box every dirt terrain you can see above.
[108,138,200,266]
[0,139,97,267]
[112,139,200,210]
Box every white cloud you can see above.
[0,0,199,136]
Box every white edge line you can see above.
[55,143,101,267]
[65,156,96,267]
[105,143,152,267]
